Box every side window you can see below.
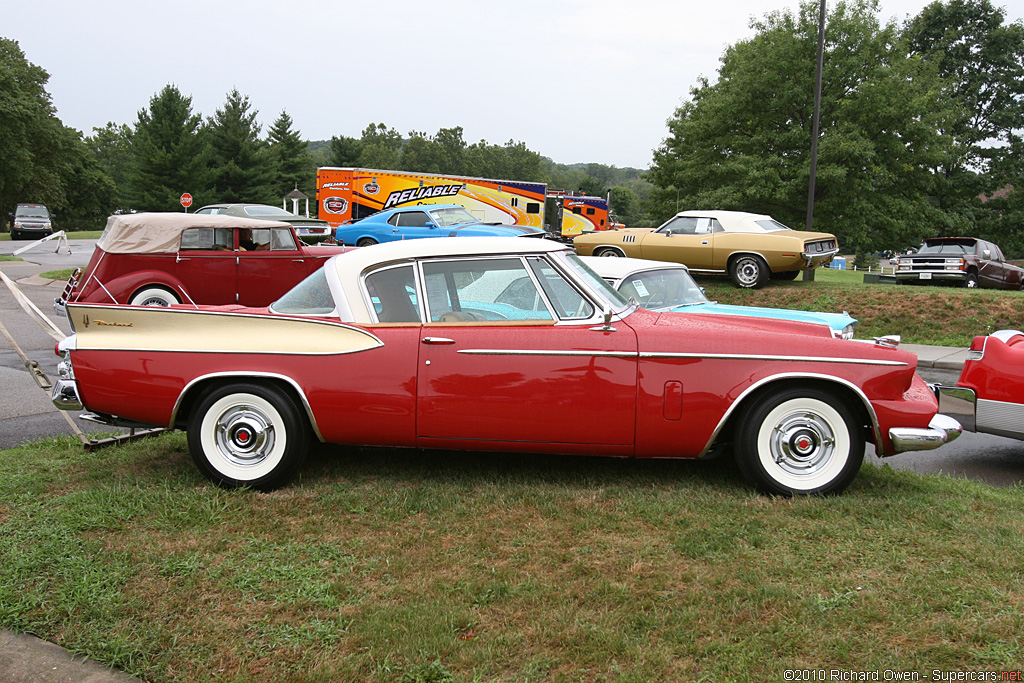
[180,228,233,251]
[269,228,297,251]
[526,257,594,320]
[422,258,554,322]
[659,216,699,235]
[694,217,715,235]
[397,211,431,227]
[365,265,420,323]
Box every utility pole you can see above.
[803,0,826,282]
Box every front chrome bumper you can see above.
[888,414,963,452]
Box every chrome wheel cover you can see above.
[768,410,837,477]
[214,404,277,468]
[734,257,761,286]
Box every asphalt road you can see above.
[1,236,1021,486]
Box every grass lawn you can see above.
[0,229,103,241]
[1,432,1023,682]
[695,269,1024,347]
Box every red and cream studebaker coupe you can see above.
[937,330,1024,441]
[52,237,961,496]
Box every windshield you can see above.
[917,241,975,255]
[615,268,709,310]
[244,205,295,218]
[16,206,49,218]
[561,253,631,310]
[429,207,478,227]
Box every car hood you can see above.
[15,216,50,224]
[665,302,855,332]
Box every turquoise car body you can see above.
[581,256,857,339]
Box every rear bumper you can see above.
[935,385,976,432]
[936,384,1024,441]
[888,414,962,452]
[800,248,838,268]
[51,378,82,411]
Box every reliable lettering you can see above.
[383,185,462,209]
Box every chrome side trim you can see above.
[695,372,884,457]
[169,372,324,442]
[976,397,1024,440]
[457,349,636,358]
[638,352,907,366]
[454,350,906,366]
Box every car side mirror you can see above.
[425,222,437,229]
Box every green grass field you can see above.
[696,269,1023,347]
[1,433,1023,682]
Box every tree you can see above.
[326,135,362,167]
[266,110,314,196]
[87,122,133,213]
[0,38,85,224]
[357,123,402,169]
[904,0,1024,239]
[129,85,212,211]
[207,89,275,204]
[648,0,955,254]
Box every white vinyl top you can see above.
[96,213,291,254]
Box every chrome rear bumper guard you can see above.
[51,378,83,411]
[801,248,839,268]
[888,414,962,453]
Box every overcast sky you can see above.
[4,0,1023,169]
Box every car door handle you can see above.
[422,337,455,344]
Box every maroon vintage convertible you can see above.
[52,237,961,495]
[55,213,351,311]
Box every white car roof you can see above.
[671,210,786,232]
[328,236,569,277]
[581,256,689,281]
[326,236,573,322]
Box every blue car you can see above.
[582,256,857,339]
[335,204,545,246]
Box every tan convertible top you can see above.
[96,212,291,254]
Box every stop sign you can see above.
[180,193,193,208]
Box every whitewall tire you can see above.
[735,388,864,496]
[187,383,309,490]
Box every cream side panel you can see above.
[68,305,383,355]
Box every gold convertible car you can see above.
[573,210,839,288]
